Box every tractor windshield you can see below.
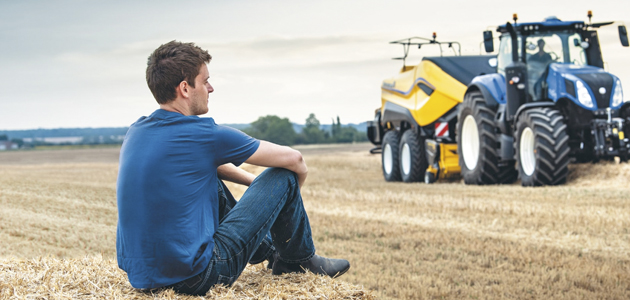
[525,32,587,66]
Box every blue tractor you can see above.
[457,12,629,186]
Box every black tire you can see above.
[457,91,517,185]
[381,130,401,181]
[515,108,570,186]
[399,130,427,182]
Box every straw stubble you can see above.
[1,145,630,299]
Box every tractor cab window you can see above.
[497,35,522,76]
[525,34,562,100]
[525,34,562,75]
[526,35,561,64]
[525,32,587,66]
[567,33,588,65]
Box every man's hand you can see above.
[217,163,256,186]
[246,141,307,187]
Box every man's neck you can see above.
[160,99,189,116]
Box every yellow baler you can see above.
[367,36,497,183]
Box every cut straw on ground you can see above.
[0,255,374,300]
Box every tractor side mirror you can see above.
[483,30,494,53]
[619,25,629,47]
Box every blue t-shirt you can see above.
[116,109,260,289]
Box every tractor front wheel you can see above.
[515,108,570,186]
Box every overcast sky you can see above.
[1,0,628,130]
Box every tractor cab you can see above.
[482,12,628,124]
[496,17,592,101]
[490,15,624,103]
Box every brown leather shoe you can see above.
[272,254,350,278]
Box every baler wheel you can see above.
[399,130,427,182]
[381,130,402,181]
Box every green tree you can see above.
[306,113,320,129]
[330,116,368,143]
[245,115,296,146]
[299,113,326,144]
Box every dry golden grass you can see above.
[1,145,630,299]
[0,256,372,299]
[0,163,118,258]
[296,150,630,299]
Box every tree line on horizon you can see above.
[244,114,367,146]
[0,114,366,148]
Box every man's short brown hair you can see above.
[146,41,212,104]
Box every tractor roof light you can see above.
[576,80,595,108]
[611,80,624,108]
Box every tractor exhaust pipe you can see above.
[506,22,519,63]
[504,21,528,121]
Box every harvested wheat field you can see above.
[1,143,630,299]
[0,256,370,300]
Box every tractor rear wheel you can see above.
[399,129,427,182]
[515,108,570,186]
[457,91,517,184]
[382,130,402,181]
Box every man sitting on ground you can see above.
[116,40,350,296]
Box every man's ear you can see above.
[176,81,190,99]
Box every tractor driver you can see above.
[529,39,553,64]
[116,40,350,296]
[527,38,555,99]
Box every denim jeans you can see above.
[168,168,316,296]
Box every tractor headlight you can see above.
[611,79,624,108]
[576,80,595,108]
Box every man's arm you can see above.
[245,141,308,187]
[217,163,256,186]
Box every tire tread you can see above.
[516,107,570,186]
[400,130,427,182]
[457,91,517,185]
[382,130,402,181]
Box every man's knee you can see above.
[258,168,298,185]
